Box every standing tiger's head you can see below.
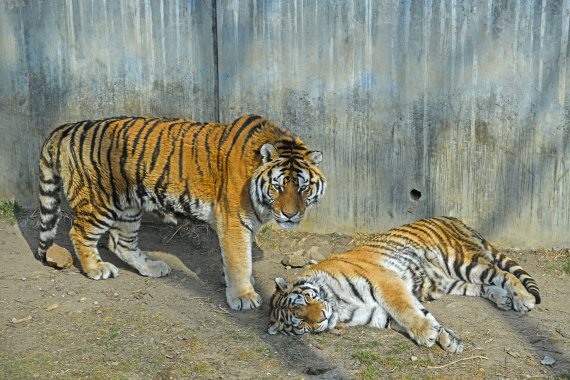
[251,140,326,229]
[267,277,332,335]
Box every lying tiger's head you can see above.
[267,277,332,335]
[251,139,326,229]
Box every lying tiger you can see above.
[37,115,326,310]
[268,216,541,353]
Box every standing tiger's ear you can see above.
[260,143,279,163]
[274,277,289,292]
[306,150,323,165]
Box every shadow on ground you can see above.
[4,211,569,379]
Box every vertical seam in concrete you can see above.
[212,0,220,122]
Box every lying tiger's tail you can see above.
[484,243,541,304]
[36,136,62,261]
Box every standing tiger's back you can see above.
[37,115,327,310]
[39,117,235,220]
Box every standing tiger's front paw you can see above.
[85,262,119,280]
[226,288,262,311]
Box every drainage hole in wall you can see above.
[410,189,422,201]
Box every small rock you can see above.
[46,244,73,269]
[303,367,332,376]
[306,246,325,261]
[67,291,76,296]
[20,277,26,281]
[79,297,87,302]
[285,265,291,270]
[410,356,418,362]
[541,355,556,366]
[281,254,309,268]
[329,328,345,336]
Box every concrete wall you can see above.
[1,0,569,248]
[0,0,217,202]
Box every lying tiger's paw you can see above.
[226,289,262,311]
[511,289,535,313]
[408,318,439,348]
[487,286,513,310]
[437,327,464,353]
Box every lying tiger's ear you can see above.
[260,143,279,163]
[274,277,289,292]
[307,150,323,165]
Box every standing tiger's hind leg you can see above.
[70,218,119,280]
[108,209,171,277]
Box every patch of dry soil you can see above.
[1,215,569,379]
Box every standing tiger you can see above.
[37,114,326,310]
[268,216,540,352]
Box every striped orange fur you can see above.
[269,216,540,352]
[37,115,326,310]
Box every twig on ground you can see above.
[164,224,187,244]
[213,305,230,314]
[11,315,32,324]
[427,355,488,369]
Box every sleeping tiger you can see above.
[36,114,326,310]
[268,216,540,352]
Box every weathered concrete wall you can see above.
[1,0,569,248]
[217,0,570,248]
[0,0,217,204]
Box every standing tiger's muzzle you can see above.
[272,182,306,228]
[275,210,303,229]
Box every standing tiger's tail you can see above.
[484,243,541,304]
[36,138,62,261]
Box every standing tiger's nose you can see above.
[282,210,297,219]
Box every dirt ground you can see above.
[1,212,569,380]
